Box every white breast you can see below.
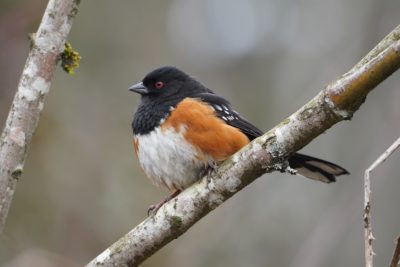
[135,126,208,191]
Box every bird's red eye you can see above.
[154,81,164,89]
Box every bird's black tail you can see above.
[288,153,349,183]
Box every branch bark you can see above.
[87,25,400,267]
[390,236,400,267]
[364,137,400,267]
[0,0,80,234]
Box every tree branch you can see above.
[390,236,400,267]
[0,0,80,234]
[364,137,400,267]
[86,24,400,267]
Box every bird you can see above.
[129,66,349,213]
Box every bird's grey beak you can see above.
[128,82,148,94]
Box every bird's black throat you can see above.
[132,96,181,135]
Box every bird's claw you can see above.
[147,189,181,216]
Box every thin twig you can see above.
[390,236,400,267]
[364,137,400,267]
[87,25,400,266]
[0,0,80,234]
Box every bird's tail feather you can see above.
[288,153,349,183]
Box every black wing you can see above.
[194,92,263,140]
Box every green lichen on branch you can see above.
[28,33,36,50]
[167,215,183,235]
[60,42,81,74]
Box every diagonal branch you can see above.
[86,25,400,267]
[0,0,80,234]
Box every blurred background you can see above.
[1,0,399,266]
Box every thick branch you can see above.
[0,0,80,233]
[87,26,400,266]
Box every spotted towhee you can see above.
[129,66,349,212]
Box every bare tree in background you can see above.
[0,0,80,234]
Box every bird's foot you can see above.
[206,161,217,178]
[204,161,218,189]
[148,189,181,216]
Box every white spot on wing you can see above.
[214,104,223,111]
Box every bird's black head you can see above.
[130,66,208,135]
[129,66,202,100]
